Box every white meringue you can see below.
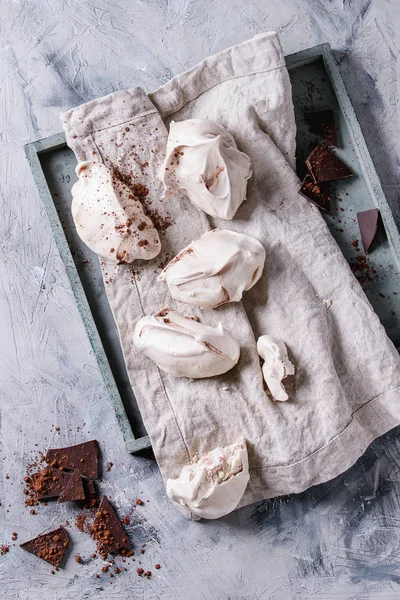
[71,161,161,263]
[133,308,240,378]
[159,119,252,220]
[257,335,295,402]
[158,229,266,309]
[166,438,249,519]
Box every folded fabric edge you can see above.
[149,32,285,118]
[60,87,158,146]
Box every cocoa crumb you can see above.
[106,462,113,472]
[155,563,161,569]
[136,499,143,506]
[131,183,149,201]
[137,568,144,575]
[75,514,87,533]
[75,555,82,564]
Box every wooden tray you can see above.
[25,43,400,454]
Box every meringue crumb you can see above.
[323,299,332,308]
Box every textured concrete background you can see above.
[1,1,400,599]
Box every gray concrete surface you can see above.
[1,1,400,598]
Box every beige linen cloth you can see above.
[61,32,400,518]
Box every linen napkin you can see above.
[61,32,400,519]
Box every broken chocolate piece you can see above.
[298,174,332,214]
[305,110,337,147]
[57,470,86,503]
[32,467,72,501]
[306,145,352,184]
[83,479,99,508]
[45,440,99,479]
[357,208,379,254]
[90,496,130,558]
[20,527,69,567]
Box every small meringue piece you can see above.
[166,438,249,519]
[133,308,240,378]
[158,229,265,309]
[71,161,161,263]
[159,119,252,220]
[257,335,295,402]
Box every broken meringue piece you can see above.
[71,161,161,263]
[257,335,295,402]
[158,229,265,309]
[133,308,240,378]
[166,438,249,519]
[159,119,252,220]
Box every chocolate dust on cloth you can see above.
[61,32,400,519]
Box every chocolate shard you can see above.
[306,145,353,184]
[57,470,86,503]
[357,208,379,254]
[305,110,338,147]
[20,527,70,567]
[45,440,99,479]
[298,174,332,214]
[32,467,72,501]
[91,496,130,558]
[83,479,99,508]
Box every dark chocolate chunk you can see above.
[298,174,332,213]
[32,467,72,501]
[90,496,130,558]
[305,110,337,147]
[57,470,86,503]
[45,440,99,479]
[357,208,379,254]
[306,145,353,184]
[83,479,99,508]
[20,527,70,567]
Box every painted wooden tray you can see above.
[25,43,400,454]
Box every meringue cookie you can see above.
[166,438,249,519]
[158,229,266,309]
[133,308,240,378]
[71,161,161,263]
[257,335,295,401]
[159,119,252,220]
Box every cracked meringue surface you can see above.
[158,229,266,309]
[257,335,295,401]
[159,119,252,220]
[133,308,240,378]
[71,161,161,263]
[166,438,249,519]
